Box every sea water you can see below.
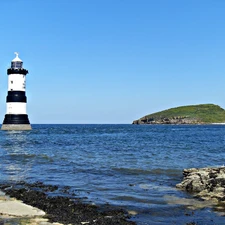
[0,124,225,224]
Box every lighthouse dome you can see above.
[12,52,22,62]
[11,52,23,69]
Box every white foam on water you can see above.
[139,184,176,191]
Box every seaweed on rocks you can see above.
[0,182,136,225]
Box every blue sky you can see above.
[0,0,225,124]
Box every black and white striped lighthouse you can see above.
[1,52,31,130]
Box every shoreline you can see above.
[0,181,136,225]
[0,181,203,225]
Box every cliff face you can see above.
[133,104,225,125]
[133,116,201,125]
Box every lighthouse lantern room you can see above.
[1,52,31,130]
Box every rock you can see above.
[176,166,225,202]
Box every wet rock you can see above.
[176,166,225,202]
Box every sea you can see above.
[0,124,225,225]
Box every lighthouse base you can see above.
[1,124,32,130]
[1,114,32,130]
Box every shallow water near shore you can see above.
[0,124,225,224]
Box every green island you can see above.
[133,104,225,124]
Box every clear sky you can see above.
[0,0,225,124]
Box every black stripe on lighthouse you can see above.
[3,115,30,124]
[7,68,28,75]
[6,91,27,103]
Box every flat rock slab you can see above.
[0,190,65,225]
[0,200,45,217]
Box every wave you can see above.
[112,167,181,176]
[8,153,54,163]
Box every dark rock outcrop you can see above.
[176,167,225,202]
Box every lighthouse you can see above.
[1,52,31,130]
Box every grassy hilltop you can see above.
[133,104,225,124]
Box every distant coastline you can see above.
[133,104,225,125]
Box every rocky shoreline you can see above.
[133,117,201,125]
[0,182,136,225]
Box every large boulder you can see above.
[176,167,225,202]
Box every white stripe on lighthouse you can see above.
[6,103,27,114]
[8,74,26,91]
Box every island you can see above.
[132,104,225,125]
